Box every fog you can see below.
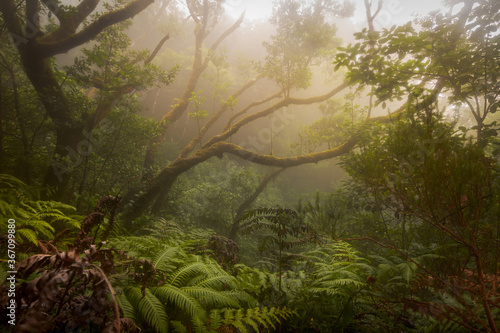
[122,0,452,201]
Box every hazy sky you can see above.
[226,0,446,26]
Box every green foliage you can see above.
[170,159,283,235]
[286,242,374,332]
[0,174,81,247]
[114,236,251,331]
[70,19,175,92]
[71,109,161,211]
[339,107,500,331]
[293,92,367,153]
[111,234,297,332]
[188,90,208,120]
[203,47,235,113]
[258,0,343,95]
[213,306,297,333]
[238,207,318,281]
[235,263,304,308]
[296,190,350,239]
[0,28,54,182]
[341,109,497,251]
[335,0,500,140]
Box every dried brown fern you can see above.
[0,195,147,333]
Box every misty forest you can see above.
[1,0,499,331]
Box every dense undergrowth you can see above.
[1,157,499,332]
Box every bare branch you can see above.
[230,167,286,239]
[202,11,245,69]
[203,82,349,149]
[223,88,284,131]
[145,33,170,64]
[178,74,263,158]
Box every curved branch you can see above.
[230,167,286,239]
[39,0,101,42]
[145,33,170,64]
[201,11,245,69]
[187,80,444,170]
[178,74,263,158]
[205,140,357,167]
[223,88,284,132]
[38,0,154,57]
[203,82,349,149]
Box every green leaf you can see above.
[124,287,169,333]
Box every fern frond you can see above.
[153,246,184,272]
[21,219,55,239]
[261,307,279,329]
[376,263,401,282]
[182,287,240,308]
[168,261,206,287]
[314,278,365,289]
[242,309,260,332]
[152,285,206,320]
[170,321,188,333]
[15,228,38,245]
[190,314,206,333]
[208,309,223,331]
[116,291,136,322]
[0,200,16,216]
[195,275,237,289]
[228,309,248,333]
[124,286,169,333]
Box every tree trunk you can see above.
[19,51,83,199]
[229,168,285,239]
[472,246,499,333]
[123,156,210,224]
[0,74,3,174]
[143,10,245,170]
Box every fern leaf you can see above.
[195,274,237,289]
[16,228,38,245]
[260,307,277,330]
[231,309,248,333]
[168,262,206,287]
[124,286,169,333]
[116,291,137,322]
[170,320,188,333]
[22,219,55,238]
[191,315,206,333]
[183,287,239,308]
[208,309,223,330]
[248,308,269,329]
[0,200,16,216]
[242,309,260,332]
[152,285,206,320]
[153,246,184,272]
